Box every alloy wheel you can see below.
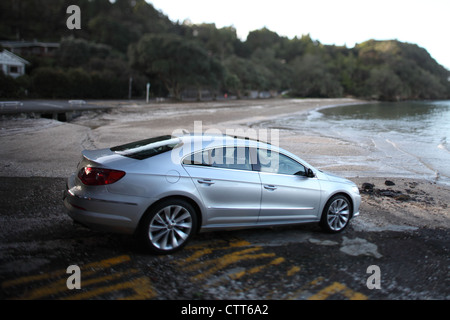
[326,198,350,231]
[148,205,193,251]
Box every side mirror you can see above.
[306,168,315,178]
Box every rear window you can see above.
[111,135,182,160]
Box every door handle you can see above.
[264,185,277,190]
[197,179,215,185]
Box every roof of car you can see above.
[176,133,276,150]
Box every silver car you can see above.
[64,134,360,254]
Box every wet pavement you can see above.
[0,177,448,301]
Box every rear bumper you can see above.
[63,191,135,234]
[63,177,146,234]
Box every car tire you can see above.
[140,199,197,254]
[319,195,351,233]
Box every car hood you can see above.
[320,171,356,185]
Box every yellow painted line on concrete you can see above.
[285,276,325,300]
[118,276,158,300]
[178,248,213,265]
[184,247,262,272]
[270,257,285,265]
[180,239,285,283]
[229,257,286,280]
[2,271,62,289]
[227,257,287,298]
[63,276,157,300]
[84,255,131,269]
[19,269,140,300]
[310,277,325,286]
[180,239,252,266]
[190,248,276,281]
[287,266,301,277]
[17,269,96,300]
[229,269,246,280]
[229,240,252,247]
[230,265,265,280]
[2,255,131,289]
[186,239,251,251]
[308,282,368,300]
[185,239,228,250]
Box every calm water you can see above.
[264,100,450,184]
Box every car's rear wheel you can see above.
[320,195,351,233]
[140,199,197,254]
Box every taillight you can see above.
[78,167,126,186]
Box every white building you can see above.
[0,50,29,78]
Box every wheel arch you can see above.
[322,191,355,218]
[137,195,203,235]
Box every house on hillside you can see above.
[0,50,29,78]
[0,40,60,57]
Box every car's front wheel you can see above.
[320,195,351,233]
[140,199,197,254]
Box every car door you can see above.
[256,148,322,224]
[182,146,261,227]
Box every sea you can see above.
[261,100,450,185]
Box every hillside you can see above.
[1,0,449,101]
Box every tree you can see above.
[278,34,317,63]
[355,40,450,100]
[365,67,405,101]
[0,72,23,98]
[245,28,281,53]
[56,37,91,68]
[129,34,223,100]
[250,47,292,92]
[189,24,238,61]
[290,54,343,98]
[223,55,272,97]
[224,72,241,97]
[88,16,138,53]
[0,0,69,41]
[66,68,93,98]
[31,67,69,98]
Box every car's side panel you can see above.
[258,172,322,223]
[183,165,262,227]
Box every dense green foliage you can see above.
[1,0,449,100]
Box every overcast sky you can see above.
[148,0,450,70]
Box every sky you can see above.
[148,0,450,71]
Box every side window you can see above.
[183,147,252,171]
[257,149,306,176]
[182,149,211,166]
[211,147,252,171]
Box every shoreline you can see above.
[1,98,366,178]
[1,98,448,301]
[0,98,448,230]
[0,97,445,183]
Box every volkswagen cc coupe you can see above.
[64,134,361,254]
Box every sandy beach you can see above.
[1,97,449,301]
[0,98,448,231]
